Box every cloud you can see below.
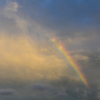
[0,34,70,83]
[13,0,100,53]
[4,1,19,12]
[0,1,100,100]
[2,1,28,35]
[74,54,89,61]
[30,83,50,91]
[0,1,83,86]
[56,92,68,97]
[55,93,68,100]
[0,89,16,95]
[65,87,90,99]
[97,92,100,100]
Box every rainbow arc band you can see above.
[51,38,89,88]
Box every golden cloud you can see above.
[0,33,76,83]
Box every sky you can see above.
[0,0,100,100]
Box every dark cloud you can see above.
[66,87,90,99]
[56,93,68,97]
[29,83,50,91]
[55,92,68,99]
[0,89,16,95]
[55,93,68,100]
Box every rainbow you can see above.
[51,38,89,88]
